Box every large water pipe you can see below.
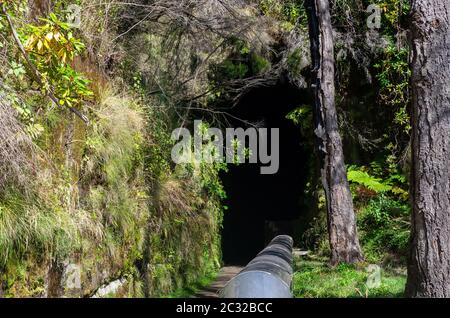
[220,235,293,298]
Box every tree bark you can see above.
[305,0,363,264]
[28,0,52,21]
[406,0,450,298]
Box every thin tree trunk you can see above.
[28,0,52,21]
[305,0,363,265]
[406,0,450,298]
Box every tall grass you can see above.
[0,87,147,278]
[82,90,147,246]
[0,189,78,267]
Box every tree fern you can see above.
[347,167,392,193]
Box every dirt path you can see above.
[193,266,243,298]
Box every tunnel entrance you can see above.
[220,79,311,265]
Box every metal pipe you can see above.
[220,235,293,298]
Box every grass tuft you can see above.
[292,255,406,298]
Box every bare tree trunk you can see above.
[305,0,363,264]
[405,0,450,298]
[28,0,52,21]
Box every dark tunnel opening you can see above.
[220,78,312,265]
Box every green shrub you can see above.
[358,195,410,263]
[259,0,307,31]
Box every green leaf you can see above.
[347,169,392,193]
